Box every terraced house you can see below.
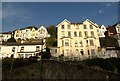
[14,25,49,41]
[56,19,101,60]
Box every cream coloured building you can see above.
[56,19,100,60]
[14,26,38,41]
[14,25,49,42]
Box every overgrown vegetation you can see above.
[7,37,16,43]
[82,58,120,73]
[47,25,57,47]
[41,48,52,59]
[2,57,38,71]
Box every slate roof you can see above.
[19,25,38,30]
[0,31,12,34]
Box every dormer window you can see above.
[61,25,64,29]
[84,25,87,29]
[90,25,93,29]
[67,25,70,29]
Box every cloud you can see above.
[2,3,32,31]
[2,4,31,21]
[98,10,104,14]
[106,3,111,7]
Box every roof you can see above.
[19,25,38,30]
[56,19,71,27]
[106,26,117,35]
[112,22,120,27]
[99,25,105,28]
[17,51,40,53]
[71,22,83,25]
[56,18,99,28]
[83,19,98,28]
[0,42,42,46]
[0,31,12,34]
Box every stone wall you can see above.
[2,60,120,80]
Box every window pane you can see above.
[90,25,93,29]
[61,25,64,29]
[74,31,77,37]
[80,49,84,56]
[79,41,83,47]
[67,25,70,29]
[91,49,95,54]
[79,31,82,37]
[62,40,64,46]
[90,40,94,46]
[65,40,69,46]
[91,31,94,37]
[84,25,87,29]
[84,31,88,37]
[68,31,71,37]
[75,41,78,47]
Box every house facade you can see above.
[114,23,120,47]
[106,22,120,47]
[0,32,12,43]
[98,47,119,59]
[14,26,38,41]
[56,19,100,60]
[14,25,49,42]
[37,26,49,39]
[98,25,107,38]
[0,42,46,58]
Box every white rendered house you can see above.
[0,42,46,58]
[98,25,107,38]
[115,23,120,47]
[0,32,12,43]
[37,26,49,39]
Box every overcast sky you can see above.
[2,2,119,32]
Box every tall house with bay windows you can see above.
[57,19,100,60]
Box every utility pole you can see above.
[9,52,14,80]
[40,37,44,80]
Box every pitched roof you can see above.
[0,42,42,46]
[71,22,83,25]
[56,18,99,28]
[19,25,38,30]
[56,19,71,27]
[83,19,98,27]
[112,22,120,27]
[0,31,12,34]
